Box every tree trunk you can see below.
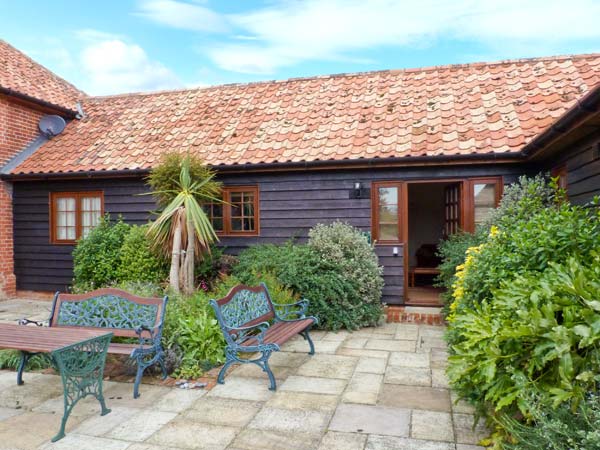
[183,210,195,295]
[169,211,182,293]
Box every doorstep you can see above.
[386,306,444,325]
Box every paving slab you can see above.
[395,324,420,340]
[317,431,367,450]
[453,413,490,445]
[154,387,206,413]
[103,383,171,409]
[37,433,130,450]
[232,429,321,450]
[280,375,347,395]
[106,410,177,442]
[378,384,451,412]
[185,397,262,427]
[322,331,350,341]
[148,420,239,450]
[355,356,387,374]
[384,366,431,386]
[418,325,446,338]
[432,368,450,388]
[231,363,292,380]
[456,445,486,450]
[366,434,455,450]
[418,336,447,352]
[206,377,275,401]
[266,391,339,412]
[388,351,430,368]
[430,348,450,369]
[0,406,23,420]
[34,393,116,418]
[0,374,63,410]
[329,403,410,437]
[342,372,383,405]
[0,411,85,450]
[127,444,185,450]
[336,348,390,359]
[411,410,454,442]
[248,407,331,433]
[365,339,416,352]
[281,339,341,354]
[296,354,357,379]
[268,351,310,368]
[451,392,476,414]
[341,337,368,349]
[73,406,139,437]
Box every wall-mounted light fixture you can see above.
[349,181,369,199]
[392,246,399,257]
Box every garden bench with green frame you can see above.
[20,288,169,399]
[210,282,317,390]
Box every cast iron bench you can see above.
[210,283,317,390]
[21,288,168,398]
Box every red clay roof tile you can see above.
[11,53,600,175]
[0,40,84,112]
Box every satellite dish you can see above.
[38,115,66,137]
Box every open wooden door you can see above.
[444,183,462,237]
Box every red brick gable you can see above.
[11,54,600,175]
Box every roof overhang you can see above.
[0,87,78,118]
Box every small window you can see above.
[372,182,403,243]
[50,192,104,244]
[203,186,259,236]
[471,178,502,226]
[551,165,568,191]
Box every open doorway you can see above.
[406,182,461,306]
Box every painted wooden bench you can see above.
[21,288,169,398]
[210,283,317,390]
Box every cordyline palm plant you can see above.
[146,155,222,294]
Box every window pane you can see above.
[243,203,254,216]
[231,218,242,231]
[377,186,399,240]
[379,224,399,241]
[231,204,242,217]
[243,218,254,231]
[474,183,497,224]
[230,193,242,203]
[213,218,224,232]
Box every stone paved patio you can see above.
[0,299,487,449]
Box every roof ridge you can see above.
[84,52,600,102]
[0,39,87,99]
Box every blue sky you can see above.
[1,0,599,96]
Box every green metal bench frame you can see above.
[210,282,317,390]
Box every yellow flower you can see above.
[489,225,499,237]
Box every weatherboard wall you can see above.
[12,163,530,303]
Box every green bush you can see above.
[0,350,51,371]
[308,221,384,310]
[502,393,600,450]
[116,225,168,284]
[72,216,131,290]
[234,223,384,330]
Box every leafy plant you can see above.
[234,225,384,331]
[146,154,222,294]
[0,350,51,371]
[502,393,600,450]
[72,216,131,290]
[116,224,168,284]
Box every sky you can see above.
[1,0,599,96]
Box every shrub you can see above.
[0,350,51,371]
[234,224,384,331]
[502,393,600,450]
[116,225,168,284]
[308,221,384,310]
[72,216,131,290]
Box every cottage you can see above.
[1,39,599,305]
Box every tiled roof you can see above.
[0,40,84,112]
[11,53,600,175]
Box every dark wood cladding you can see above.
[13,163,530,302]
[558,133,600,205]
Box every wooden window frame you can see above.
[371,181,406,244]
[551,165,568,191]
[207,186,260,237]
[465,177,503,232]
[50,191,104,245]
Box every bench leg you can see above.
[217,348,237,385]
[258,352,277,391]
[300,329,315,355]
[17,351,31,385]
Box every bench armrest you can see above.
[134,324,162,347]
[18,318,45,327]
[226,321,270,345]
[273,299,309,322]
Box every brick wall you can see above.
[0,95,45,298]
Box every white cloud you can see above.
[136,0,228,32]
[80,39,182,95]
[203,0,600,74]
[74,29,125,42]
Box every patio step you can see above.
[386,306,444,325]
